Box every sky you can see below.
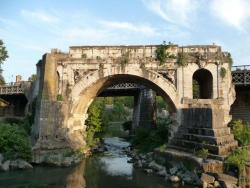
[1,0,250,82]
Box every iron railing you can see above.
[0,82,31,95]
[232,65,250,85]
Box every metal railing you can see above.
[231,65,250,71]
[232,65,250,85]
[0,81,31,95]
[106,83,141,90]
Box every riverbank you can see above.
[0,137,191,188]
[126,146,247,188]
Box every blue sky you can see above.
[1,0,250,82]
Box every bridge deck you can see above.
[0,66,249,96]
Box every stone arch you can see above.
[192,68,213,99]
[68,66,179,129]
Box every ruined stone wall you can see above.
[33,44,236,163]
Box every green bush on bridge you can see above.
[0,123,31,161]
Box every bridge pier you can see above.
[132,88,156,129]
[169,99,238,158]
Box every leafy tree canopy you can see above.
[0,40,8,65]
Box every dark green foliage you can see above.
[82,54,87,59]
[0,74,5,85]
[122,121,132,131]
[0,39,8,84]
[231,120,250,146]
[193,79,200,99]
[226,148,249,170]
[120,52,129,68]
[28,74,37,81]
[101,97,133,122]
[220,67,227,78]
[132,118,171,153]
[0,39,8,65]
[56,94,63,101]
[86,102,103,148]
[177,52,188,66]
[196,148,209,160]
[155,41,176,65]
[156,96,167,110]
[227,53,233,66]
[227,120,250,173]
[0,123,31,161]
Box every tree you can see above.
[0,40,8,85]
[28,74,37,81]
[85,102,103,148]
[0,40,8,65]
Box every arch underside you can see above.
[70,68,178,120]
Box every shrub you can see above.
[122,121,132,131]
[193,79,200,99]
[56,94,63,101]
[196,148,209,160]
[86,102,103,148]
[131,117,171,153]
[0,123,31,161]
[220,67,227,78]
[177,52,188,66]
[227,53,233,66]
[155,41,176,65]
[231,120,250,146]
[226,148,249,170]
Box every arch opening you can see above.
[192,69,213,99]
[81,75,174,151]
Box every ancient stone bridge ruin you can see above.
[27,44,240,162]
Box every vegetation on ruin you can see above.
[56,94,63,101]
[220,67,227,79]
[193,80,200,99]
[120,51,130,68]
[0,123,31,161]
[155,41,176,65]
[196,148,209,160]
[176,51,188,66]
[82,53,87,59]
[227,53,233,66]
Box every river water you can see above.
[0,137,191,188]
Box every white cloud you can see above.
[100,20,158,37]
[62,27,109,41]
[210,0,250,31]
[142,0,199,27]
[21,10,59,23]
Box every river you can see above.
[0,137,191,188]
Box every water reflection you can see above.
[0,137,191,188]
[66,161,86,188]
